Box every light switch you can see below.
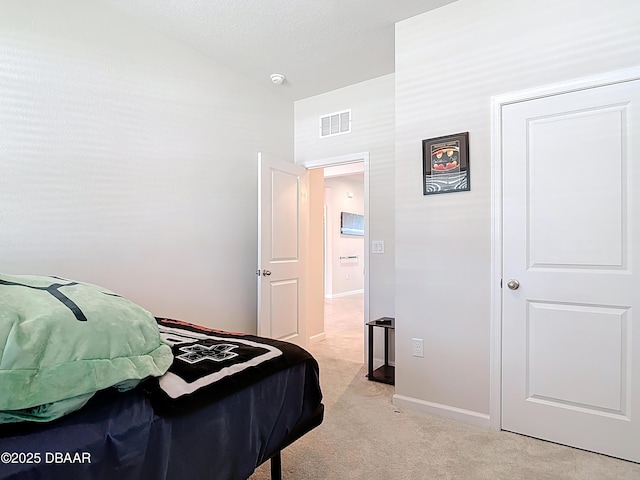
[371,240,384,254]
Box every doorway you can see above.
[300,153,370,364]
[322,164,365,363]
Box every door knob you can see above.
[507,279,520,290]
[262,270,272,276]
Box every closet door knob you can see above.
[507,279,520,290]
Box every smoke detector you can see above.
[270,73,286,85]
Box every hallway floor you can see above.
[309,293,364,364]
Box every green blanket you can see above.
[0,273,173,422]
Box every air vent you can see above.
[319,109,351,138]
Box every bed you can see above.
[0,274,323,480]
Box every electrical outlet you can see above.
[412,338,424,358]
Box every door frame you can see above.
[489,66,640,430]
[299,151,371,331]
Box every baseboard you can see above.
[309,332,326,344]
[326,289,364,299]
[392,394,491,428]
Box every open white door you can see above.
[501,79,640,462]
[257,153,308,348]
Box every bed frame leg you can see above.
[270,452,282,480]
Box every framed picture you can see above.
[422,132,470,195]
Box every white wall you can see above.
[295,74,395,320]
[394,0,640,419]
[0,0,293,334]
[324,176,364,297]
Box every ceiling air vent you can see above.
[319,109,351,138]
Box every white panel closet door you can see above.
[502,79,640,462]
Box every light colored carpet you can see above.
[249,295,640,480]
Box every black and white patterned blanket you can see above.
[142,318,321,415]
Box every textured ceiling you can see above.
[101,0,455,100]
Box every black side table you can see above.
[366,317,395,385]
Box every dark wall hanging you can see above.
[422,132,470,195]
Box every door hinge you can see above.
[500,278,503,288]
[256,269,261,276]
